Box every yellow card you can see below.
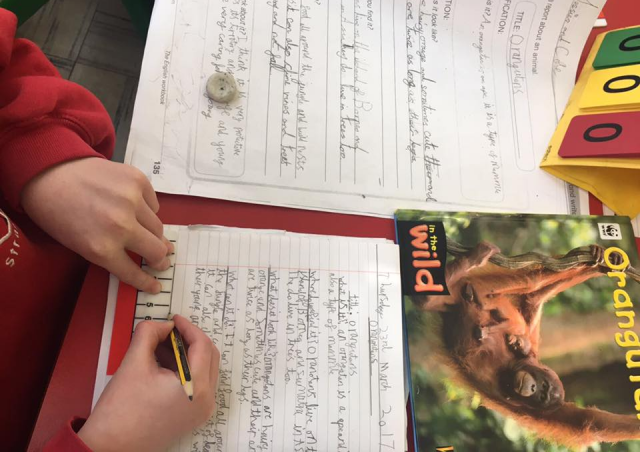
[580,64,640,110]
[541,28,640,218]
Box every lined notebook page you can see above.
[135,226,405,452]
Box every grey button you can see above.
[206,72,238,103]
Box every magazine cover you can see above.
[396,211,640,451]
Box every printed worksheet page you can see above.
[126,0,604,216]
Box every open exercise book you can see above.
[94,226,406,452]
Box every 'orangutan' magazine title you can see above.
[604,246,640,419]
[396,211,640,452]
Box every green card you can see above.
[594,27,640,70]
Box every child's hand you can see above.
[78,315,220,452]
[21,157,172,293]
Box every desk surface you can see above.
[29,2,640,449]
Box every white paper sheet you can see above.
[126,0,603,217]
[93,226,406,452]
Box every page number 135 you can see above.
[153,161,161,175]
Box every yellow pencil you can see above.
[170,324,193,401]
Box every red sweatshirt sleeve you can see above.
[0,9,115,210]
[43,418,93,452]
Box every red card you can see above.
[558,111,640,159]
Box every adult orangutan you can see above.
[413,241,640,446]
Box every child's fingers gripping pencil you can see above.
[169,315,194,401]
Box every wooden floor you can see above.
[17,0,146,163]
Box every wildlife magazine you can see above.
[395,211,640,452]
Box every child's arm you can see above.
[0,9,170,293]
[44,316,220,451]
[0,8,114,207]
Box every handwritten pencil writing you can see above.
[167,230,404,452]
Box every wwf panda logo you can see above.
[598,223,622,240]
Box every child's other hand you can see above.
[22,157,172,293]
[78,315,220,452]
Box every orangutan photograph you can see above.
[396,211,640,452]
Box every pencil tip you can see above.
[189,395,193,401]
